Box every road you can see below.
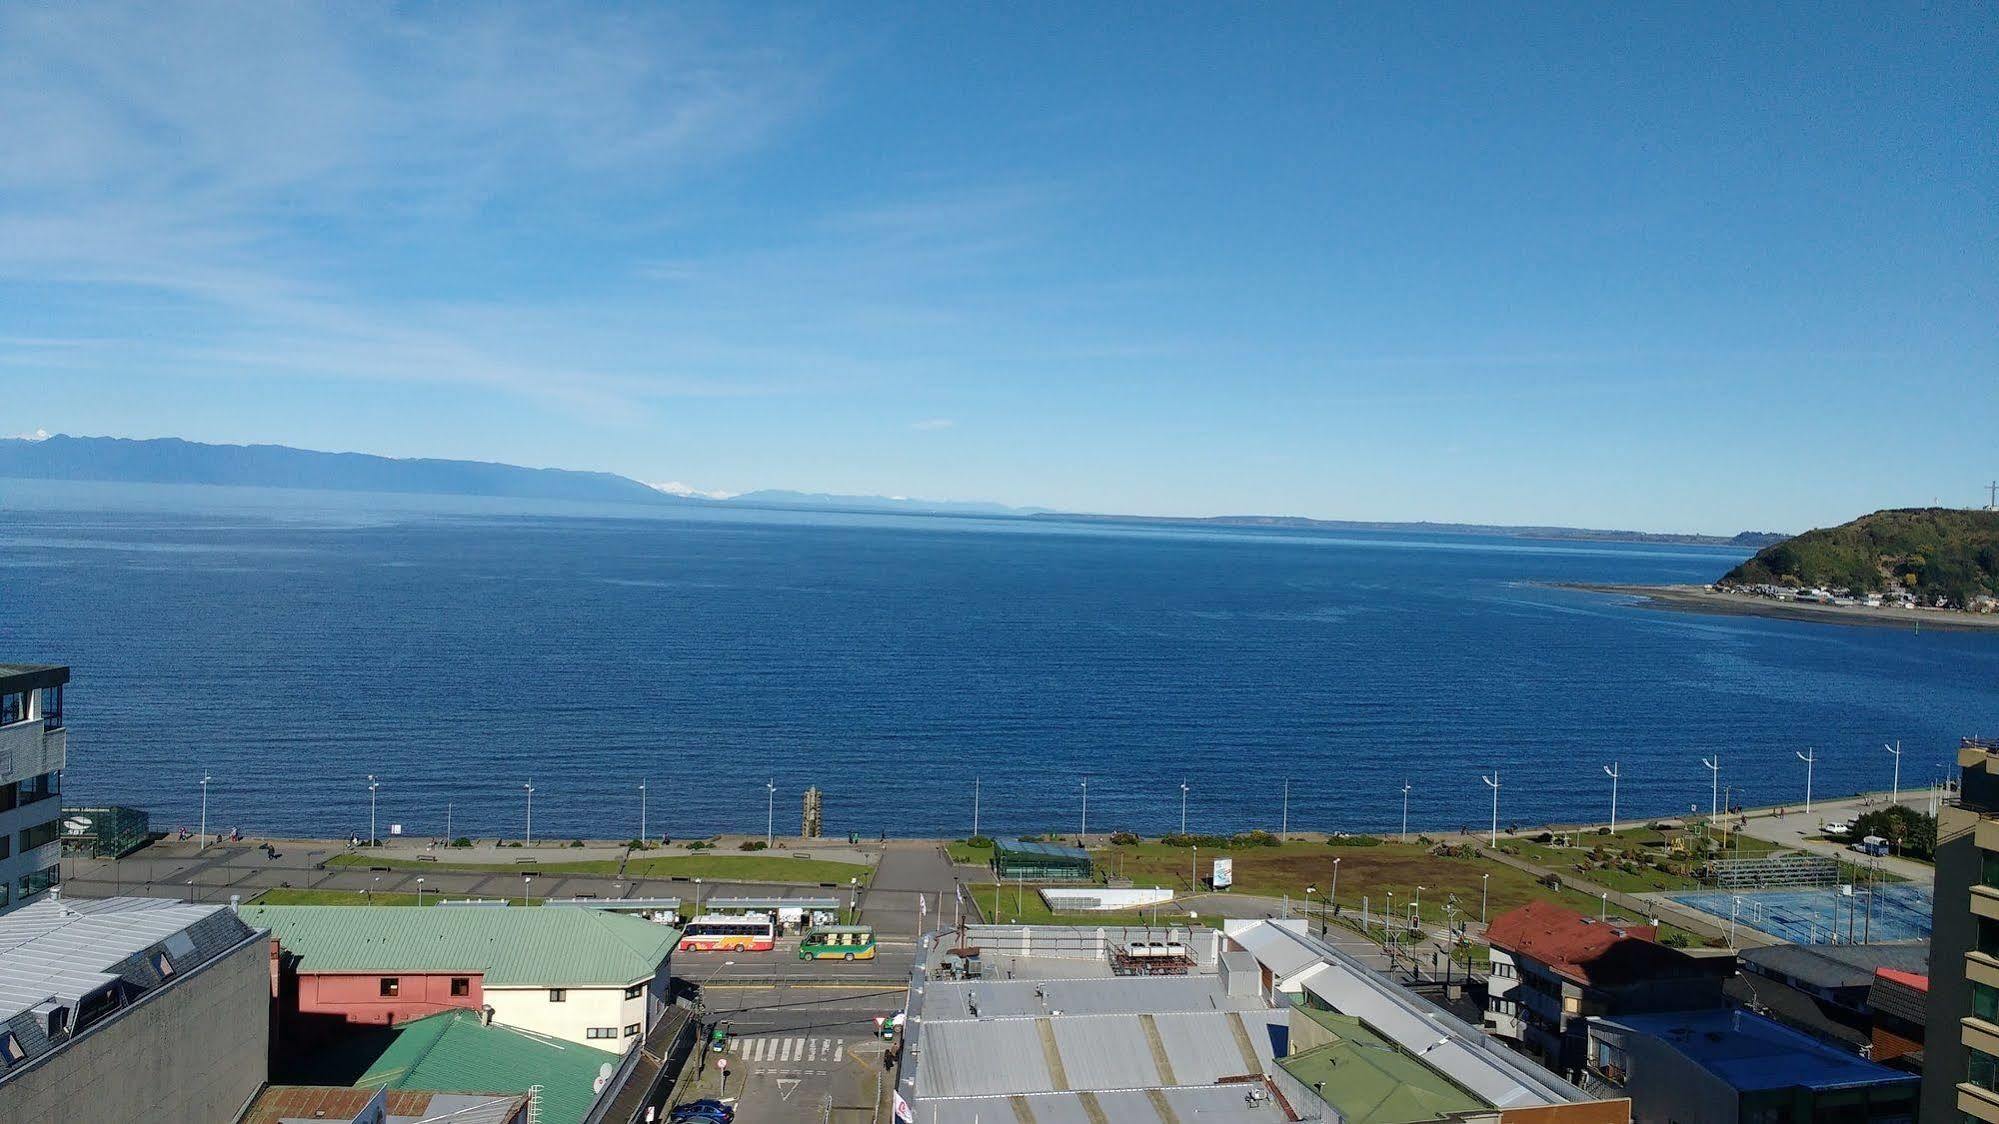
[679,983,897,1123]
[1731,790,1938,884]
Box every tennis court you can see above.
[1669,883,1933,944]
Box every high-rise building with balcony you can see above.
[0,664,67,916]
[1922,735,1999,1122]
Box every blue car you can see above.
[670,1099,736,1123]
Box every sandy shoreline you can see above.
[1560,581,1999,632]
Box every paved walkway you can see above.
[1730,791,1938,883]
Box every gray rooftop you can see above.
[0,896,261,1078]
[922,974,1263,1021]
[1740,941,1929,991]
[0,664,67,692]
[916,1086,1285,1123]
[914,1009,1283,1099]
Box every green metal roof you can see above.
[1278,1010,1491,1124]
[993,838,1091,861]
[240,904,679,987]
[355,1009,618,1124]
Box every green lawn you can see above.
[328,851,871,884]
[947,840,995,864]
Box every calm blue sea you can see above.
[2,480,1994,841]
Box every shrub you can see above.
[739,840,768,851]
[1596,826,1612,835]
[1161,833,1231,849]
[1662,932,1690,948]
[964,835,995,849]
[627,839,651,850]
[451,837,472,848]
[1108,831,1141,846]
[686,840,713,851]
[1533,832,1554,844]
[1327,834,1384,847]
[569,839,585,848]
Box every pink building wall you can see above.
[294,970,484,1026]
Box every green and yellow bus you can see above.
[798,924,877,961]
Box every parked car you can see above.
[670,1099,736,1123]
[1821,821,1852,838]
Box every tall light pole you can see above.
[1180,781,1190,836]
[972,777,981,839]
[199,773,212,847]
[366,774,379,847]
[1700,755,1720,820]
[1281,779,1290,842]
[1885,742,1902,805]
[1603,763,1620,833]
[1331,857,1342,913]
[765,780,776,849]
[1481,872,1489,924]
[523,781,534,846]
[415,876,425,908]
[1401,781,1411,843]
[1796,748,1815,815]
[1079,777,1089,840]
[1480,772,1500,847]
[639,781,647,844]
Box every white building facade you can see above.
[0,664,68,915]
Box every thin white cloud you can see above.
[911,417,955,431]
[6,428,50,442]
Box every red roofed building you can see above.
[1483,900,1729,1079]
[1869,967,1928,1066]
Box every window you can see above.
[1980,918,1999,958]
[18,819,61,853]
[587,1027,617,1040]
[451,977,470,998]
[0,693,22,725]
[548,989,567,1003]
[380,977,400,998]
[624,1023,641,1037]
[625,983,645,1000]
[150,950,176,978]
[0,1030,22,1067]
[1970,1047,1999,1093]
[39,685,60,730]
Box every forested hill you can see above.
[1720,508,1999,606]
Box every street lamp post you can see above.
[1281,779,1290,843]
[972,777,980,839]
[640,782,647,844]
[1701,755,1720,820]
[1180,781,1189,836]
[1796,748,1816,815]
[1306,883,1319,935]
[415,877,425,907]
[199,773,212,847]
[1885,742,1902,805]
[766,780,776,849]
[1603,763,1620,833]
[1480,772,1500,847]
[523,781,534,846]
[367,774,379,847]
[521,873,533,907]
[1401,781,1412,843]
[1481,872,1489,924]
[1331,857,1341,915]
[1079,778,1089,841]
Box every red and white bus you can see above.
[678,913,776,953]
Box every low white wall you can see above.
[1037,886,1176,911]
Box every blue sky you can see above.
[1,3,1992,532]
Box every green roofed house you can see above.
[992,838,1093,881]
[354,1008,617,1124]
[239,904,678,1050]
[1276,1007,1493,1124]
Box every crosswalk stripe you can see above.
[834,1042,845,1062]
[807,1038,820,1062]
[751,1038,768,1062]
[782,1037,796,1062]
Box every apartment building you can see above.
[0,663,68,915]
[1921,736,1999,1122]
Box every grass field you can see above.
[328,851,871,884]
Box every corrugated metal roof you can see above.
[239,905,678,987]
[0,896,253,1022]
[994,839,1090,861]
[1742,942,1929,992]
[915,1010,1280,1098]
[919,1086,1286,1123]
[357,1009,617,1124]
[919,1018,1052,1097]
[923,975,1258,1020]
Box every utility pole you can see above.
[1603,763,1620,833]
[1797,748,1816,815]
[1481,772,1500,847]
[1401,781,1412,844]
[1884,742,1902,806]
[1701,755,1720,820]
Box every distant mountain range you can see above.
[0,433,1780,544]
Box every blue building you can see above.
[1586,1008,1917,1124]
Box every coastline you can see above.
[1563,581,1999,632]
